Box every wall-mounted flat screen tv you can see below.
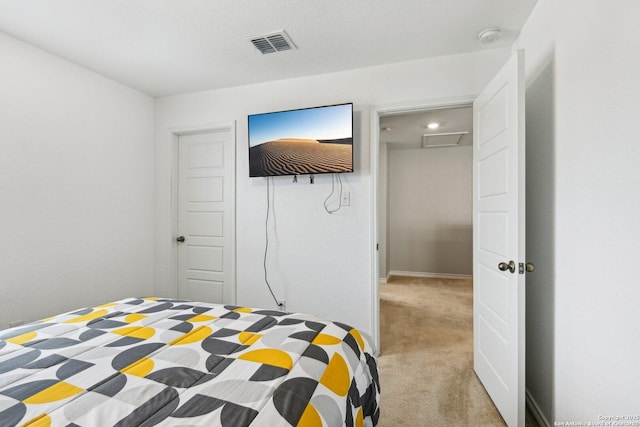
[248,103,353,177]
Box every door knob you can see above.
[498,260,516,273]
[525,262,535,272]
[176,236,185,243]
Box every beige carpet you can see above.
[376,275,538,426]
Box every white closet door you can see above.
[177,129,235,304]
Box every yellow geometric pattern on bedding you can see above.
[0,297,380,426]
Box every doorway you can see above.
[370,97,475,350]
[371,51,527,426]
[377,105,474,283]
[374,103,492,422]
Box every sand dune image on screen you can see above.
[249,137,352,176]
[248,103,353,176]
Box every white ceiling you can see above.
[380,106,473,150]
[0,0,537,97]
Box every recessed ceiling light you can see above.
[478,27,503,44]
[427,122,439,130]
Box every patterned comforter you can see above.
[0,298,380,426]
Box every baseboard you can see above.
[526,389,551,427]
[379,277,387,284]
[387,270,472,280]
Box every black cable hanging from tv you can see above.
[264,177,284,309]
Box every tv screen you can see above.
[248,103,353,177]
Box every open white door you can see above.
[473,50,525,426]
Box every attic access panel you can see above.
[422,132,469,148]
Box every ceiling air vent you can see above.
[422,132,469,148]
[249,30,296,54]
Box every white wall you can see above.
[377,143,389,279]
[515,1,557,423]
[0,32,155,328]
[154,49,509,338]
[387,146,472,275]
[524,59,556,425]
[516,0,640,422]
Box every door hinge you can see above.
[519,262,536,274]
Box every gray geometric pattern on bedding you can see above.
[0,297,380,426]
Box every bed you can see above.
[0,297,379,426]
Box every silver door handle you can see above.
[176,236,185,243]
[498,260,516,273]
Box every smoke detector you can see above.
[478,27,503,44]
[249,30,297,54]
